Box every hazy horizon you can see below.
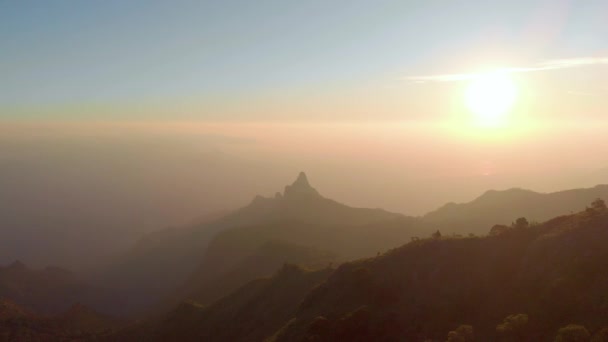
[3,1,607,222]
[2,120,607,217]
[2,1,607,224]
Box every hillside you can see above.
[110,265,333,342]
[423,184,608,235]
[183,240,335,309]
[100,175,608,317]
[271,202,608,341]
[99,172,406,314]
[0,298,123,341]
[0,261,122,316]
[101,200,608,341]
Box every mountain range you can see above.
[97,172,414,315]
[424,184,608,235]
[114,202,608,341]
[100,173,608,316]
[3,171,608,341]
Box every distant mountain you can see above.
[0,261,122,316]
[218,172,403,228]
[99,172,410,315]
[179,172,419,306]
[423,184,608,235]
[0,298,123,341]
[101,174,608,316]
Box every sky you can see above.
[1,0,608,210]
[2,0,608,121]
[2,1,608,267]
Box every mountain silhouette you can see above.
[423,184,608,235]
[272,206,608,341]
[283,171,320,198]
[103,202,608,341]
[174,173,419,307]
[98,175,608,316]
[99,172,409,315]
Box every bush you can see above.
[496,314,528,339]
[490,224,511,236]
[513,217,529,229]
[591,198,607,212]
[555,324,590,342]
[447,325,474,342]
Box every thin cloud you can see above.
[406,57,608,83]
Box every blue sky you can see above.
[2,0,607,120]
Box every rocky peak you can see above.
[293,172,311,187]
[284,172,320,198]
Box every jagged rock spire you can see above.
[293,172,310,187]
[284,171,319,198]
[249,172,321,206]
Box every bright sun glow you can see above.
[465,71,518,127]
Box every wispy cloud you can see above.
[406,57,608,83]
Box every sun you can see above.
[465,71,517,127]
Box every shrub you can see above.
[496,314,528,339]
[490,224,511,236]
[591,198,607,212]
[447,325,474,342]
[555,324,590,342]
[513,217,529,229]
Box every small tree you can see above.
[490,224,511,236]
[497,313,528,340]
[513,217,529,229]
[591,198,607,212]
[555,324,590,342]
[432,230,442,239]
[447,325,474,342]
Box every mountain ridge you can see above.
[422,183,608,235]
[97,172,404,315]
